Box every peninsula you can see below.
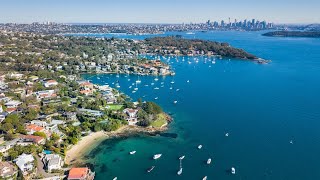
[262,31,320,38]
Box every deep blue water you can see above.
[81,31,320,180]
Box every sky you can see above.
[1,0,319,24]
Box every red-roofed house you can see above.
[20,135,45,144]
[68,168,95,180]
[25,124,45,134]
[43,80,58,88]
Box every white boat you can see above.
[198,145,202,149]
[177,167,183,175]
[136,80,141,83]
[154,87,159,90]
[129,151,136,155]
[179,155,185,160]
[231,167,236,174]
[171,81,175,84]
[154,78,159,81]
[147,166,155,173]
[207,158,211,165]
[113,177,117,180]
[155,97,158,100]
[153,154,162,160]
[97,77,100,79]
[225,133,229,137]
[187,80,190,83]
[186,32,195,35]
[134,87,138,91]
[176,89,180,91]
[116,85,120,88]
[169,87,173,90]
[177,159,183,175]
[290,140,293,144]
[129,86,132,89]
[202,176,207,180]
[173,101,178,104]
[132,91,136,93]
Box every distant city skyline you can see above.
[1,0,319,24]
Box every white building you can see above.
[43,80,58,88]
[44,154,64,172]
[123,108,139,125]
[5,100,21,108]
[14,154,34,175]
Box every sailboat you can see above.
[136,76,141,84]
[177,159,183,175]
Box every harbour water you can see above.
[81,31,320,180]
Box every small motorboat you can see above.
[179,155,185,160]
[153,154,162,160]
[113,177,117,180]
[154,87,159,90]
[129,151,136,155]
[207,158,211,165]
[147,166,155,173]
[198,145,202,149]
[203,176,207,180]
[173,101,178,104]
[177,167,183,175]
[225,133,229,137]
[231,167,236,174]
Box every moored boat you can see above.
[147,166,155,173]
[198,145,202,149]
[207,158,211,164]
[153,154,162,160]
[129,151,136,155]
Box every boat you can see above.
[129,86,132,89]
[153,154,162,160]
[173,101,178,104]
[154,78,159,81]
[207,158,211,165]
[171,81,175,84]
[231,167,236,174]
[169,87,173,90]
[136,80,141,83]
[198,145,202,149]
[151,83,155,85]
[187,80,190,83]
[202,176,207,180]
[290,140,293,144]
[97,77,100,79]
[176,89,180,91]
[177,159,183,175]
[155,97,158,100]
[179,155,185,160]
[132,91,136,93]
[186,32,195,35]
[154,87,159,90]
[225,133,229,137]
[134,87,138,91]
[147,166,155,173]
[129,151,136,155]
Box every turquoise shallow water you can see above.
[81,31,320,180]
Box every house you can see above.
[0,161,18,179]
[0,139,19,154]
[67,168,95,180]
[25,124,45,134]
[34,90,56,99]
[20,135,45,144]
[43,80,58,88]
[28,75,39,82]
[43,154,64,173]
[64,112,77,121]
[79,89,93,96]
[123,108,139,125]
[14,154,34,175]
[78,108,103,117]
[5,100,21,108]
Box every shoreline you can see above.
[65,125,168,165]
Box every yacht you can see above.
[147,166,155,173]
[225,133,229,137]
[202,176,207,180]
[132,91,136,93]
[154,78,159,81]
[176,89,180,91]
[129,151,136,155]
[179,155,185,160]
[171,81,175,84]
[155,97,158,100]
[134,87,138,91]
[198,145,202,149]
[187,80,190,83]
[154,87,159,90]
[129,86,132,89]
[136,80,141,83]
[153,154,162,160]
[97,77,100,79]
[169,87,173,90]
[186,32,195,35]
[231,167,236,174]
[177,159,183,175]
[113,177,117,180]
[173,101,178,104]
[207,158,212,165]
[151,83,155,86]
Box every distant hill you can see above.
[262,31,320,38]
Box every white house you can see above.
[43,80,58,88]
[14,154,34,175]
[5,100,21,108]
[123,108,139,125]
[43,154,64,172]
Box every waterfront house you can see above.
[14,154,34,175]
[67,167,95,180]
[0,161,18,179]
[123,108,139,125]
[43,154,64,173]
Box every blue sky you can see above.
[1,0,319,24]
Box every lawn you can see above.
[107,104,123,110]
[151,113,168,128]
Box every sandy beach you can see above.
[65,125,167,165]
